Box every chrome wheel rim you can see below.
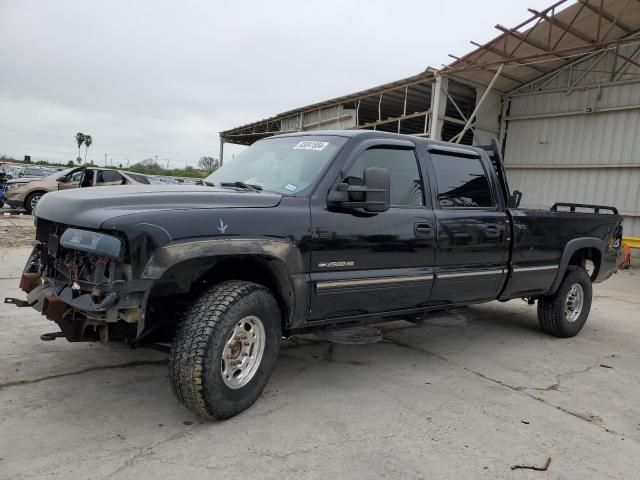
[564,283,584,323]
[30,195,41,211]
[221,316,265,389]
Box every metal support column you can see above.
[498,96,510,151]
[219,137,225,166]
[430,74,448,140]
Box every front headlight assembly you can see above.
[60,228,124,260]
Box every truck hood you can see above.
[35,184,283,228]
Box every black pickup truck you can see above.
[9,130,623,419]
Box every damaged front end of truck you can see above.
[9,218,152,344]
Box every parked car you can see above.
[146,175,179,185]
[0,164,12,207]
[8,131,623,419]
[2,166,150,213]
[3,165,56,180]
[0,173,7,208]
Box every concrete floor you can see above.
[0,215,34,248]
[1,246,639,479]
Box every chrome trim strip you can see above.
[513,265,558,272]
[316,274,433,290]
[437,269,503,279]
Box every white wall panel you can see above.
[505,76,640,238]
[506,167,640,236]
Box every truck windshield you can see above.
[205,136,347,195]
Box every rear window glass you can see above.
[127,173,150,184]
[97,170,123,183]
[24,168,47,176]
[431,153,494,208]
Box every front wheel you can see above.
[169,280,282,419]
[537,266,592,338]
[25,191,44,214]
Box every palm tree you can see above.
[75,132,85,164]
[83,135,93,163]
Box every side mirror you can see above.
[57,176,69,183]
[328,166,390,213]
[509,190,522,208]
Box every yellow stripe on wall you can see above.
[623,237,640,249]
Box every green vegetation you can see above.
[128,158,208,179]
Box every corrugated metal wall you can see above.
[471,88,501,144]
[280,105,356,132]
[504,45,640,237]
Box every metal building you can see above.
[220,0,640,238]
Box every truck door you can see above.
[309,141,436,321]
[424,146,508,304]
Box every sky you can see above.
[0,0,553,168]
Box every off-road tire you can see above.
[537,266,592,338]
[25,191,44,214]
[169,280,281,419]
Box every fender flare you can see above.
[140,237,307,329]
[548,237,604,294]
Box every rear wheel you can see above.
[169,280,281,419]
[537,266,592,338]
[25,191,44,214]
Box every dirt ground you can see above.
[1,243,639,479]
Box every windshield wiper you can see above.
[220,181,263,192]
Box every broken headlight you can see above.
[59,228,124,261]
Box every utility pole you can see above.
[104,153,107,166]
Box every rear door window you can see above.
[97,170,124,184]
[430,153,494,208]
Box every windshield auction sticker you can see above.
[293,141,329,151]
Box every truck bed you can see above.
[500,207,622,299]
